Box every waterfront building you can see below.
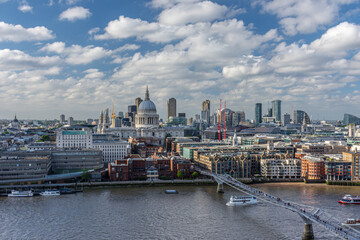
[271,100,281,122]
[342,151,360,181]
[300,155,325,180]
[260,158,301,179]
[294,110,310,124]
[167,98,176,121]
[296,143,348,155]
[325,160,352,181]
[0,154,51,180]
[197,152,252,178]
[56,127,93,148]
[255,103,262,125]
[51,149,103,173]
[93,139,130,165]
[60,114,65,124]
[343,113,360,125]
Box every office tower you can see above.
[67,117,74,126]
[271,100,281,122]
[349,124,356,138]
[135,98,143,113]
[178,113,186,118]
[201,100,211,123]
[128,105,137,123]
[118,112,124,118]
[60,114,65,124]
[343,113,360,125]
[167,98,176,121]
[255,103,262,124]
[232,111,245,126]
[282,113,290,126]
[294,110,310,124]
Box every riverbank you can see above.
[326,180,360,186]
[0,179,216,196]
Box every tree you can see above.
[177,170,184,179]
[40,135,51,141]
[81,171,90,181]
[192,171,199,179]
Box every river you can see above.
[0,183,359,240]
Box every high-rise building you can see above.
[60,114,65,124]
[167,98,176,121]
[271,100,281,122]
[282,113,290,126]
[67,117,74,126]
[178,113,185,118]
[294,110,310,124]
[255,103,262,124]
[201,100,211,124]
[118,112,124,118]
[135,97,143,113]
[343,113,360,125]
[232,111,245,126]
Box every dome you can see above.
[138,100,157,113]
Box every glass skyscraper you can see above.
[255,103,262,124]
[271,100,281,122]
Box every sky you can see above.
[1,0,360,121]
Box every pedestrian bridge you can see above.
[198,169,360,240]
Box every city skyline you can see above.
[1,0,360,120]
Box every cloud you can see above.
[0,49,61,70]
[88,27,100,35]
[59,6,91,22]
[41,42,112,64]
[258,0,356,35]
[149,0,200,9]
[18,1,33,13]
[0,21,54,42]
[158,1,228,25]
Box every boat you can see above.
[165,190,178,194]
[338,195,360,205]
[40,190,60,196]
[341,218,360,226]
[59,188,77,194]
[8,190,34,197]
[226,196,257,206]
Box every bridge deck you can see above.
[199,170,360,240]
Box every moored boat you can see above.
[8,190,34,197]
[40,190,60,196]
[341,218,360,226]
[338,195,360,205]
[165,190,178,194]
[226,196,257,206]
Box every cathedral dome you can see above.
[138,100,156,113]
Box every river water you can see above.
[0,183,359,240]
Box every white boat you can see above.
[226,196,257,206]
[8,190,34,197]
[341,219,360,226]
[40,190,60,196]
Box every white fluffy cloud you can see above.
[0,21,54,42]
[258,0,356,35]
[0,49,60,70]
[18,1,33,13]
[41,42,111,64]
[59,6,91,22]
[158,1,228,25]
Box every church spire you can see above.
[145,85,150,100]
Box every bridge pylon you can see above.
[217,182,224,193]
[302,223,314,240]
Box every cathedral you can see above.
[97,87,184,144]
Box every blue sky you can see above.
[1,0,360,121]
